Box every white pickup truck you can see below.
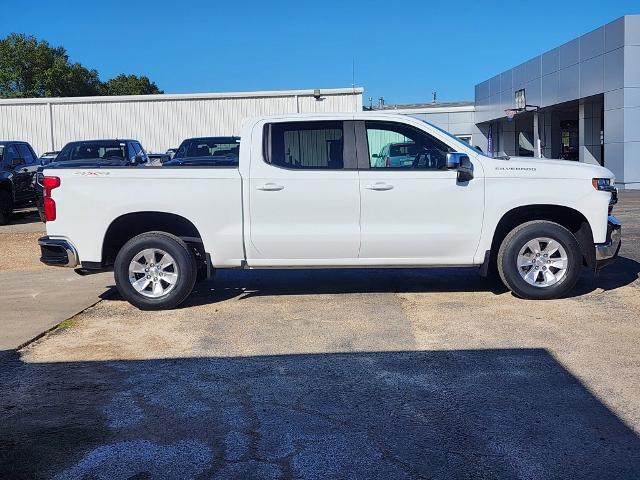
[38,113,621,309]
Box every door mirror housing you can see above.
[446,152,474,182]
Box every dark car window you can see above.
[266,122,344,169]
[59,142,128,161]
[16,144,37,164]
[173,138,240,166]
[2,145,18,167]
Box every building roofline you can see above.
[0,87,364,106]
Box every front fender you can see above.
[475,177,610,263]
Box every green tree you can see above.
[0,33,163,98]
[103,74,163,96]
[0,33,102,98]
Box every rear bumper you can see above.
[595,216,621,269]
[38,236,79,268]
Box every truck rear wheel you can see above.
[497,220,582,300]
[0,190,13,225]
[114,231,197,310]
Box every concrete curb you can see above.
[15,286,117,351]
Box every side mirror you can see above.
[446,152,467,169]
[446,152,474,182]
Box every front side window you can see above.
[267,121,344,169]
[16,144,36,164]
[2,145,18,166]
[366,121,452,170]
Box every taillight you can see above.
[42,176,61,222]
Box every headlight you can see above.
[592,178,613,191]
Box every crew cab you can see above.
[0,141,40,225]
[38,113,621,309]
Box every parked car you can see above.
[164,137,240,167]
[0,141,40,225]
[39,151,60,165]
[36,139,149,220]
[37,113,620,309]
[372,142,419,168]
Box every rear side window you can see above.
[266,121,344,169]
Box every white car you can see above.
[37,113,621,309]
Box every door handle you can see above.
[365,182,394,191]
[257,182,285,191]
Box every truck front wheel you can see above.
[114,232,197,310]
[497,220,583,300]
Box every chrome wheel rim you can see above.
[516,237,568,288]
[128,248,178,298]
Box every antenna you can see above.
[352,58,355,90]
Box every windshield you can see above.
[63,142,128,161]
[174,138,240,165]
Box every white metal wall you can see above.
[0,88,363,155]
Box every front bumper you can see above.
[38,236,79,268]
[595,215,621,269]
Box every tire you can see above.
[0,190,13,225]
[497,220,583,300]
[114,231,197,310]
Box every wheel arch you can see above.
[489,204,595,270]
[102,211,206,267]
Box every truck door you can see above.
[3,145,29,204]
[15,144,38,203]
[248,120,360,264]
[357,120,484,264]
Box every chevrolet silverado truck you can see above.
[38,113,621,310]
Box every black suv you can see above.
[0,141,39,225]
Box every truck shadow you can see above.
[1,348,639,479]
[161,256,640,308]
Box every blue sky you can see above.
[2,1,638,104]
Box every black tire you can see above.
[0,189,13,225]
[497,220,583,300]
[114,231,197,310]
